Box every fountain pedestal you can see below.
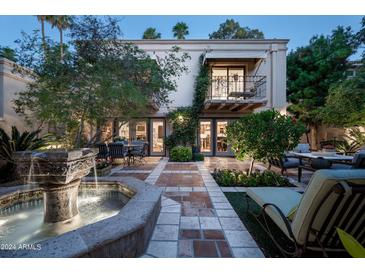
[43,179,81,223]
[14,149,96,223]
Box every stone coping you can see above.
[13,148,97,162]
[0,177,162,258]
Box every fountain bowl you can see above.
[0,178,162,258]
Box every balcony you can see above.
[204,75,267,112]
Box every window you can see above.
[200,121,212,153]
[135,121,147,141]
[119,122,129,141]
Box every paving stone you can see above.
[213,202,233,209]
[234,187,247,192]
[180,216,200,229]
[178,240,194,257]
[199,217,222,230]
[193,187,207,192]
[180,229,201,239]
[193,240,219,258]
[216,241,233,257]
[161,198,179,207]
[151,225,179,241]
[232,247,265,258]
[208,191,225,197]
[216,209,238,218]
[219,217,246,231]
[202,230,225,240]
[165,187,179,192]
[179,187,193,192]
[147,241,178,258]
[157,213,181,225]
[210,196,229,203]
[220,187,237,192]
[225,230,258,248]
[161,205,181,213]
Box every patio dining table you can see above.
[289,151,354,182]
[290,151,353,162]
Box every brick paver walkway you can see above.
[135,159,265,258]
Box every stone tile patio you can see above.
[106,157,265,258]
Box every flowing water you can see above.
[0,190,126,245]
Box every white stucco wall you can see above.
[0,58,41,134]
[130,39,289,116]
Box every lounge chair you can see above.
[246,169,365,257]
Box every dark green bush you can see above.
[170,146,192,162]
[212,169,292,187]
[193,153,205,161]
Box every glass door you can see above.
[150,119,165,156]
[199,120,212,155]
[215,119,234,156]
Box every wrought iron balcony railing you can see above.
[207,75,266,101]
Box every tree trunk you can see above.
[59,27,63,62]
[309,124,319,151]
[248,159,255,175]
[41,19,46,54]
[75,118,84,148]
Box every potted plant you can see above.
[90,159,112,177]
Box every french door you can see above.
[150,119,165,156]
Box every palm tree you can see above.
[36,15,47,53]
[172,22,189,39]
[48,15,73,60]
[142,28,161,39]
[0,46,17,62]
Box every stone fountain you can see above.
[14,149,96,223]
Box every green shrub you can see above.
[193,153,205,161]
[212,169,291,187]
[170,146,192,162]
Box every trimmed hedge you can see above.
[170,146,193,162]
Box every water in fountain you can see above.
[0,149,128,245]
[0,189,126,245]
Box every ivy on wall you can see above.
[165,55,209,151]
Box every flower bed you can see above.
[212,169,292,187]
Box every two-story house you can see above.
[0,39,289,157]
[113,39,288,156]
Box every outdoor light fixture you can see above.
[177,115,184,122]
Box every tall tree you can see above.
[0,46,17,62]
[209,19,264,39]
[320,67,365,127]
[142,27,161,39]
[172,22,189,39]
[14,16,190,148]
[48,15,73,60]
[36,15,47,53]
[287,26,358,149]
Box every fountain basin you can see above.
[0,178,161,258]
[13,149,96,223]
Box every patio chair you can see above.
[246,169,365,257]
[108,143,127,164]
[130,142,148,164]
[268,155,300,175]
[96,143,109,160]
[331,153,365,169]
